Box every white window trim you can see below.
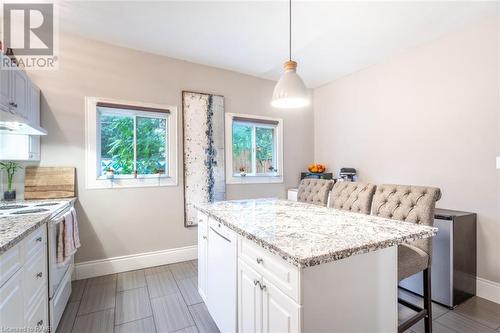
[85,96,178,189]
[225,112,284,185]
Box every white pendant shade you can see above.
[271,61,310,109]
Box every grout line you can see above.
[114,315,155,328]
[76,306,116,318]
[70,279,87,332]
[171,261,199,331]
[113,272,118,332]
[144,268,158,333]
[435,310,498,333]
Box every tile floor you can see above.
[57,259,500,333]
[57,260,218,333]
[399,289,500,333]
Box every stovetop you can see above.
[0,200,69,217]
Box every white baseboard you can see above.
[477,277,500,304]
[74,245,197,280]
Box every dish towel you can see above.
[56,207,81,264]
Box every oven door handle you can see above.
[51,204,72,224]
[57,254,73,267]
[53,216,65,225]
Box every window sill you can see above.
[86,176,178,189]
[226,175,283,185]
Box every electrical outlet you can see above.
[497,157,500,169]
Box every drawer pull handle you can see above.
[260,283,267,291]
[203,236,207,240]
[36,272,43,278]
[253,279,260,286]
[35,236,43,242]
[256,258,263,264]
[37,320,43,327]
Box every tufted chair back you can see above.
[329,181,376,214]
[371,184,441,258]
[297,179,334,206]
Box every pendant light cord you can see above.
[289,0,292,61]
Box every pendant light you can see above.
[271,0,310,108]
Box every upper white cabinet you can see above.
[10,67,29,119]
[0,54,42,161]
[0,55,11,111]
[28,84,41,160]
[0,54,29,119]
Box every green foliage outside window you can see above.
[232,123,252,173]
[100,111,167,176]
[232,121,275,174]
[255,127,274,173]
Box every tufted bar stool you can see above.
[297,179,334,206]
[371,184,441,333]
[329,181,376,214]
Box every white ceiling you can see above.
[58,1,497,88]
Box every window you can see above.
[225,113,283,184]
[85,97,178,189]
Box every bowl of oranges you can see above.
[307,163,326,174]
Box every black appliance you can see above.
[338,168,356,181]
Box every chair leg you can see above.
[423,268,432,333]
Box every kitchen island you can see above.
[195,199,437,333]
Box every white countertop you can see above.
[195,198,437,268]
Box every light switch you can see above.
[497,157,500,169]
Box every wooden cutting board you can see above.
[24,167,76,200]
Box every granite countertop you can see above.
[195,199,438,268]
[0,198,76,255]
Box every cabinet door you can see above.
[10,68,29,118]
[0,269,24,330]
[28,83,41,160]
[0,55,11,111]
[25,287,48,331]
[262,278,300,333]
[238,259,262,333]
[197,218,208,302]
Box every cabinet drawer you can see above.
[23,248,47,311]
[24,226,47,261]
[239,237,300,303]
[0,242,23,288]
[25,287,48,331]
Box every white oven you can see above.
[47,202,75,332]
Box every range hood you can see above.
[0,110,47,135]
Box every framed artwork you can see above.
[182,91,225,227]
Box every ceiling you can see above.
[58,1,497,88]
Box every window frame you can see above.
[85,97,178,189]
[225,113,283,184]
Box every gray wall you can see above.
[313,18,500,283]
[27,33,313,263]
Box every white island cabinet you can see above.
[197,212,208,303]
[196,199,437,333]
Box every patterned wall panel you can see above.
[182,91,225,227]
